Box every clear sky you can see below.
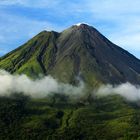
[0,0,140,59]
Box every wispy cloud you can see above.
[0,69,140,102]
[0,11,64,54]
[96,82,140,101]
[0,0,22,5]
[0,70,85,99]
[0,0,140,58]
[0,0,60,8]
[83,0,140,57]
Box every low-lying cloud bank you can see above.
[0,70,85,99]
[96,83,140,101]
[0,69,140,102]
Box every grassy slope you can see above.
[0,31,58,78]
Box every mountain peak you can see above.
[71,23,98,33]
[75,23,90,27]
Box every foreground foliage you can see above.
[0,93,140,140]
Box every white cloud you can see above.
[96,83,140,101]
[0,70,85,99]
[0,69,140,102]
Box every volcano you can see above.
[0,23,140,86]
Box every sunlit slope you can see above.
[0,31,59,77]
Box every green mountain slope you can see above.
[0,93,140,140]
[0,31,59,77]
[0,24,140,86]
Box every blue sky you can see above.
[0,0,140,58]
